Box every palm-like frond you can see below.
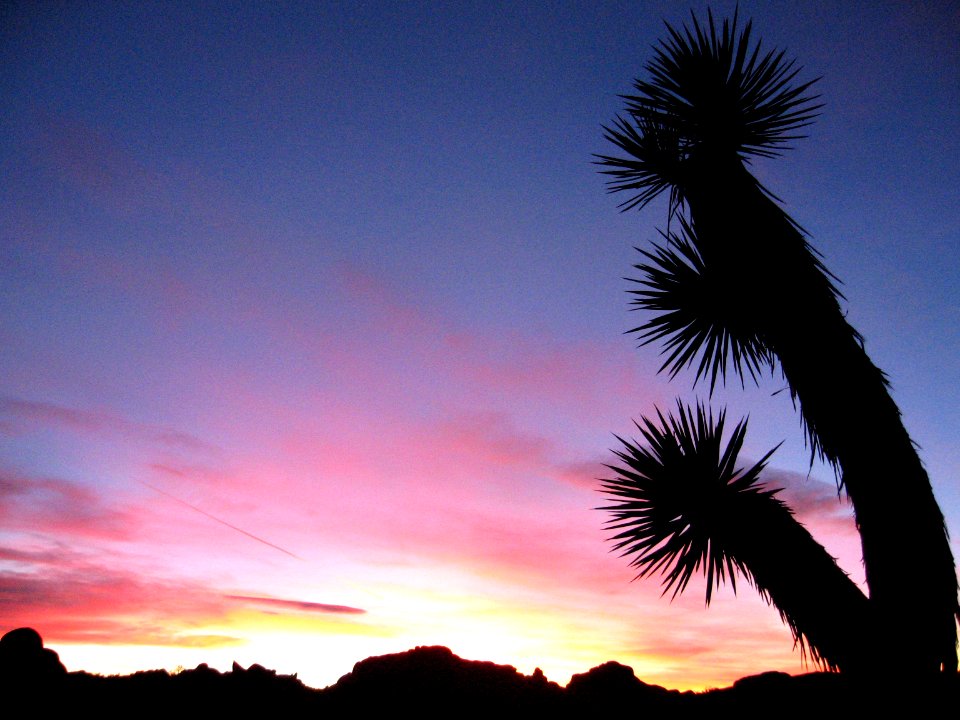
[597,8,821,211]
[637,8,822,159]
[600,401,873,670]
[600,401,776,603]
[627,218,772,391]
[597,108,685,214]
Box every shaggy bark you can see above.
[723,490,875,673]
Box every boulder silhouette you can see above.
[0,627,67,688]
[566,660,688,711]
[327,645,562,711]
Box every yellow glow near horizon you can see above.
[41,561,806,692]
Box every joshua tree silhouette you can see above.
[597,9,958,673]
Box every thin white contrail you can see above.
[140,482,302,560]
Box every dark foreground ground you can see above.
[2,628,957,714]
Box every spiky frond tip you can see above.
[599,400,777,604]
[598,8,822,210]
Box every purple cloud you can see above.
[0,395,218,455]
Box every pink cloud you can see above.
[99,396,640,590]
[331,262,432,338]
[0,547,231,646]
[415,411,554,475]
[228,258,664,430]
[0,468,133,540]
[148,411,618,589]
[764,468,851,524]
[554,458,608,490]
[49,243,202,329]
[225,595,366,615]
[0,395,219,457]
[457,335,648,408]
[0,543,376,654]
[0,396,111,433]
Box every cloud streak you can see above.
[140,482,302,560]
[225,595,366,615]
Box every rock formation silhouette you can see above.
[0,627,66,686]
[3,630,956,712]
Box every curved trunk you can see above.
[684,160,959,672]
[725,490,875,673]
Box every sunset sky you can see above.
[2,1,958,691]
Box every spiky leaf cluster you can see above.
[628,218,772,391]
[599,402,877,671]
[600,401,777,604]
[598,108,685,213]
[596,8,821,212]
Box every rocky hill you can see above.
[2,628,956,713]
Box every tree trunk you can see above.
[725,490,875,673]
[684,159,959,672]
